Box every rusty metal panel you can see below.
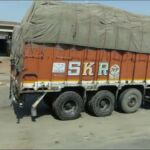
[37,46,53,82]
[51,47,70,82]
[20,44,150,91]
[133,54,148,83]
[96,50,111,83]
[108,51,122,83]
[67,47,85,83]
[22,45,39,83]
[119,52,135,83]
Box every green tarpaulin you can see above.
[13,0,150,54]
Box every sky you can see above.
[0,1,150,22]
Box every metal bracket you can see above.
[10,90,17,106]
[31,92,47,118]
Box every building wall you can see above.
[0,21,19,56]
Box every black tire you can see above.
[119,88,142,113]
[52,91,83,120]
[88,90,115,117]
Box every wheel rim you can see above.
[127,95,137,107]
[98,98,110,111]
[62,101,76,114]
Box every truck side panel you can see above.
[21,44,150,91]
[146,55,150,83]
[119,52,135,83]
[133,54,148,83]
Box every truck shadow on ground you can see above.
[12,95,56,123]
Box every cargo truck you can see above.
[10,1,150,120]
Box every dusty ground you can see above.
[1,57,150,149]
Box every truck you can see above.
[10,1,150,120]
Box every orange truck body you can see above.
[10,1,150,120]
[18,43,150,93]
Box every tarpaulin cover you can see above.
[12,0,150,55]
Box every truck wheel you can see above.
[52,91,83,120]
[88,90,115,117]
[119,88,142,113]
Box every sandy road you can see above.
[1,87,150,149]
[0,57,150,149]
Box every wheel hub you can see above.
[63,101,76,112]
[100,101,106,107]
[99,98,110,110]
[65,103,73,110]
[128,95,137,107]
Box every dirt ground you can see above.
[1,57,150,149]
